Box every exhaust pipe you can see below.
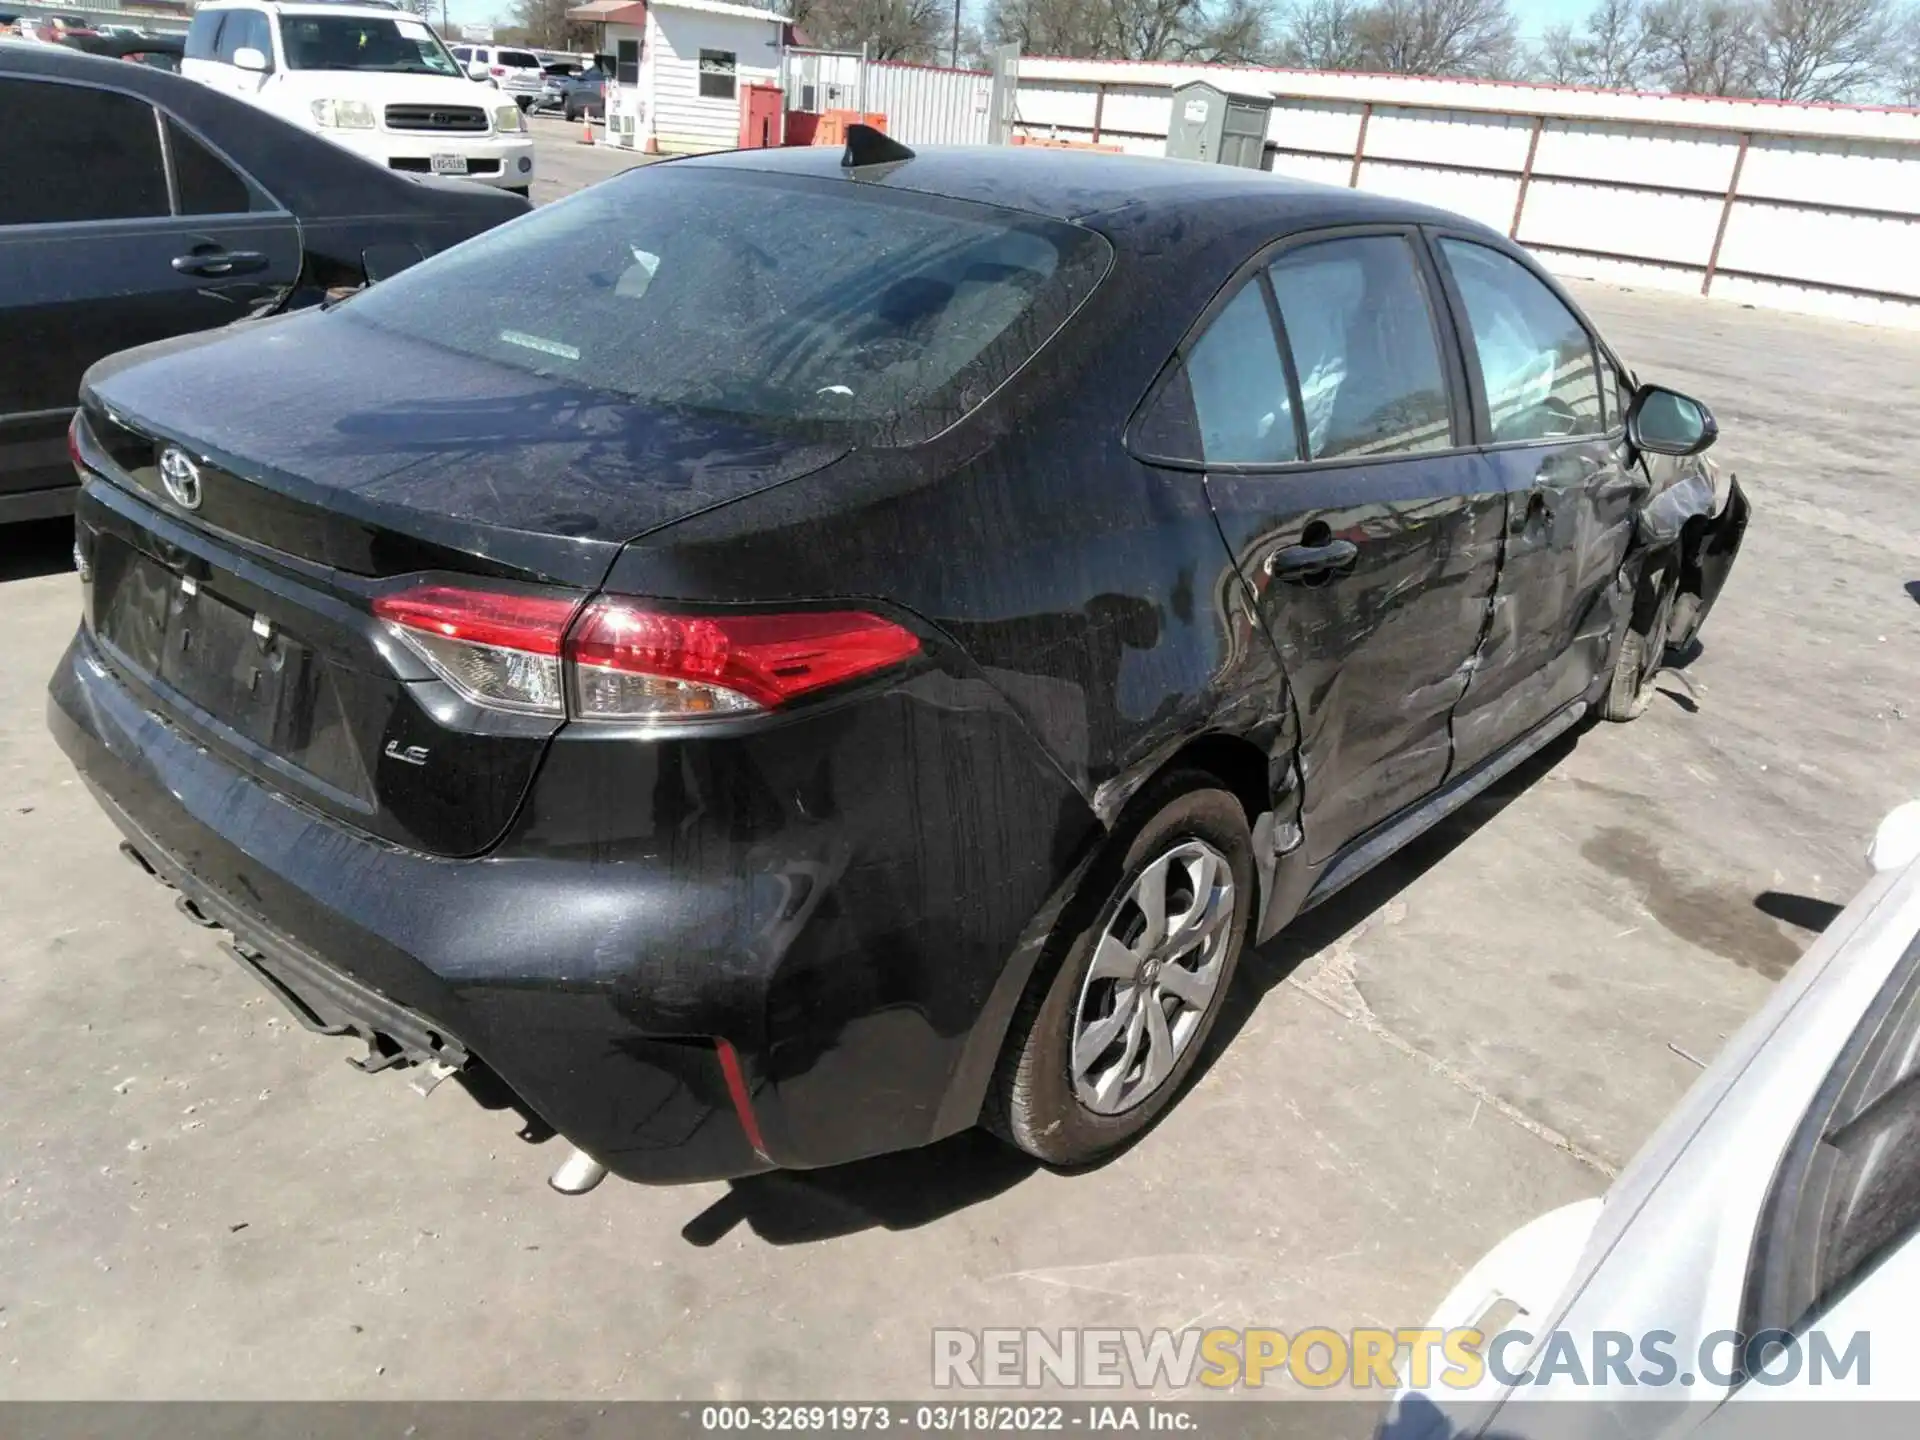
[549,1145,608,1195]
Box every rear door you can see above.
[0,75,298,515]
[1147,228,1508,861]
[1432,234,1641,769]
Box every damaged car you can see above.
[48,133,1748,1191]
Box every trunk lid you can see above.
[74,312,845,857]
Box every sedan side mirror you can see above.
[1627,384,1717,457]
[232,45,270,73]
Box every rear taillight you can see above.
[373,584,580,716]
[373,584,920,723]
[490,64,505,75]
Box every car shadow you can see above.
[676,730,1585,1248]
[1753,890,1843,935]
[679,1128,1037,1247]
[1,518,75,584]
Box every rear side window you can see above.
[166,117,256,215]
[1267,236,1453,461]
[339,167,1111,445]
[0,79,168,225]
[1440,238,1605,445]
[1182,282,1296,465]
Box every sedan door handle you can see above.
[1266,538,1359,582]
[172,249,269,277]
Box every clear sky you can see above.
[429,0,1596,47]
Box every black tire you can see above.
[1600,567,1677,722]
[987,772,1254,1166]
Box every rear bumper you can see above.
[49,623,1096,1183]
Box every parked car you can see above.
[182,0,535,194]
[49,139,1747,1193]
[559,64,603,122]
[0,43,526,524]
[1392,798,1920,1432]
[532,58,582,113]
[57,31,186,70]
[448,40,543,109]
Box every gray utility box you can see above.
[1163,81,1273,169]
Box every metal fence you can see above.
[864,61,995,147]
[1011,58,1920,331]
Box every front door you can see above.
[1432,236,1642,769]
[1158,230,1506,861]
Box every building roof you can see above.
[564,0,646,21]
[652,0,791,24]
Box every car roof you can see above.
[682,144,1491,237]
[200,0,411,13]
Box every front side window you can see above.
[699,49,736,99]
[0,79,168,225]
[278,14,460,76]
[1267,235,1453,461]
[337,167,1110,445]
[1440,238,1604,445]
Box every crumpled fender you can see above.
[1634,465,1716,548]
[1670,474,1750,651]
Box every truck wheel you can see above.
[987,773,1253,1166]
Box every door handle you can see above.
[172,249,269,277]
[1266,538,1358,582]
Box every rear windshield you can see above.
[498,49,539,66]
[338,166,1111,445]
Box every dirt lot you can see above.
[3,161,1919,1397]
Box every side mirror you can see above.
[467,62,490,81]
[232,45,270,73]
[1627,384,1717,457]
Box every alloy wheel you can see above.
[1070,838,1235,1115]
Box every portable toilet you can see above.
[1164,81,1272,168]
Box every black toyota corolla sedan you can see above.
[49,134,1748,1190]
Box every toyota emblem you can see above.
[158,446,202,510]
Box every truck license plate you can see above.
[430,153,468,175]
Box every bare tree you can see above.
[983,0,1277,61]
[1754,0,1893,98]
[1897,3,1920,104]
[1352,0,1520,75]
[1278,0,1372,66]
[505,0,579,48]
[797,0,948,59]
[1641,0,1765,93]
[1531,0,1652,86]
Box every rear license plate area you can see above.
[95,540,311,751]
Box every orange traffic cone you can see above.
[641,113,660,156]
[578,113,594,145]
